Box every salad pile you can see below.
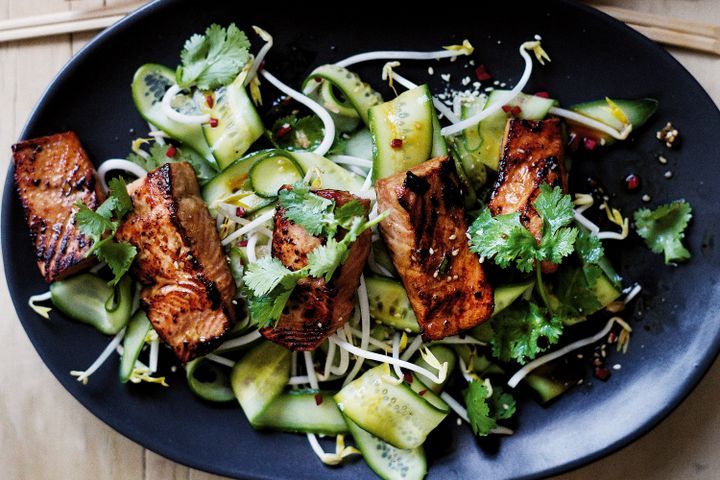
[27,23,694,480]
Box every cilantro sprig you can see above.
[468,184,579,273]
[634,200,692,264]
[76,178,137,285]
[176,23,251,90]
[489,302,564,364]
[463,381,517,436]
[243,185,386,328]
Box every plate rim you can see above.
[3,1,720,478]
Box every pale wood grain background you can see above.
[0,1,718,479]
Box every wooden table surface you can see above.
[1,1,718,479]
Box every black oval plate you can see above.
[3,1,720,479]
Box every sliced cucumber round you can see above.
[334,365,447,449]
[186,357,235,403]
[303,64,384,126]
[50,273,133,335]
[231,341,291,425]
[131,64,216,169]
[254,390,348,435]
[202,150,279,210]
[199,74,264,170]
[366,275,418,333]
[119,311,152,383]
[370,85,434,181]
[249,152,305,198]
[345,416,427,480]
[291,151,365,191]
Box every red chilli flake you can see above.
[276,124,293,138]
[238,240,248,247]
[511,105,522,117]
[501,105,513,114]
[534,91,550,98]
[403,372,413,384]
[390,138,403,149]
[583,137,598,151]
[206,94,214,108]
[624,173,641,192]
[315,393,323,406]
[236,207,247,218]
[418,389,428,397]
[474,65,492,81]
[593,367,611,381]
[209,117,219,128]
[165,145,177,158]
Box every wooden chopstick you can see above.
[0,1,146,44]
[590,4,720,56]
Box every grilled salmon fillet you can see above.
[261,188,371,351]
[116,162,235,363]
[12,132,105,283]
[489,118,568,273]
[377,156,494,341]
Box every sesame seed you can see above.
[485,87,495,92]
[456,418,463,426]
[452,275,458,280]
[577,353,584,359]
[428,66,434,75]
[462,77,471,86]
[429,248,435,254]
[469,60,475,66]
[613,364,622,370]
[448,234,457,240]
[534,34,542,40]
[433,271,439,278]
[658,155,668,164]
[441,73,451,82]
[451,249,459,256]
[171,366,177,373]
[642,194,652,202]
[664,170,673,179]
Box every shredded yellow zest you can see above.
[131,137,152,156]
[319,435,360,466]
[524,40,551,65]
[618,328,631,354]
[310,172,323,189]
[399,332,408,351]
[604,201,630,238]
[129,367,169,387]
[144,329,159,344]
[381,61,401,96]
[605,97,630,125]
[420,346,448,384]
[250,76,263,106]
[443,39,474,56]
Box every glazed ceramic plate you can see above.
[3,1,720,478]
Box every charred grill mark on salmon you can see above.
[489,118,568,273]
[116,162,235,363]
[261,188,371,351]
[376,156,494,341]
[12,132,105,283]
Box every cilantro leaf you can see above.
[468,186,579,272]
[96,177,133,219]
[76,203,115,244]
[490,387,517,420]
[94,240,137,286]
[468,210,538,272]
[270,115,325,151]
[575,229,604,264]
[127,142,215,185]
[534,184,575,234]
[278,184,336,236]
[464,380,496,436]
[176,23,251,90]
[243,257,296,297]
[634,200,692,264]
[490,302,564,364]
[246,287,294,329]
[307,238,346,282]
[334,201,367,229]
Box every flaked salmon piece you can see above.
[260,188,371,351]
[116,162,235,363]
[489,118,568,273]
[376,156,494,341]
[12,132,105,283]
